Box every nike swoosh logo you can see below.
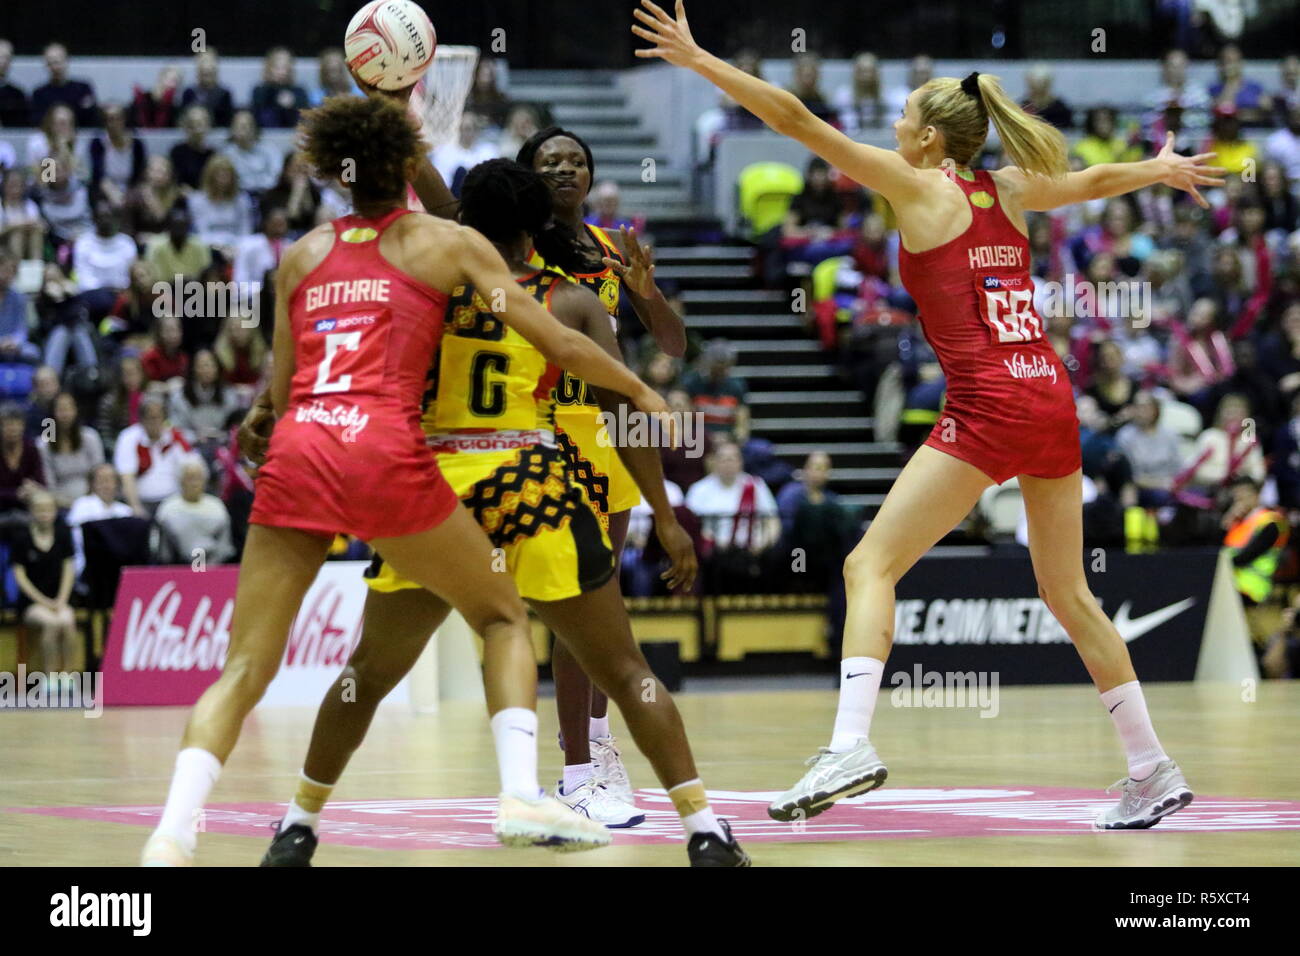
[1109,700,1124,713]
[1111,598,1196,643]
[510,727,536,736]
[845,672,872,680]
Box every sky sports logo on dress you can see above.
[314,315,377,333]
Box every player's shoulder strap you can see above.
[585,223,624,263]
[518,266,573,311]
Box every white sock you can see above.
[828,657,885,752]
[280,799,321,834]
[154,747,222,853]
[561,762,593,796]
[682,807,725,839]
[589,715,610,740]
[1100,680,1169,780]
[490,707,541,800]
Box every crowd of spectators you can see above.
[0,40,391,669]
[624,332,858,612]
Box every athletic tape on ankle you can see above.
[294,774,334,814]
[668,779,709,817]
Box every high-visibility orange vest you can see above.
[1224,507,1289,602]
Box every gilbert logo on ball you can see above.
[345,0,437,91]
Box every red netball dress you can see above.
[250,207,460,540]
[896,168,1080,484]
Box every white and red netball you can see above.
[344,0,437,91]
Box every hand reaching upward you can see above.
[631,0,704,69]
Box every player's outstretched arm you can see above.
[553,282,696,591]
[1000,132,1226,211]
[632,0,923,203]
[455,226,670,420]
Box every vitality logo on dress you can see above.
[1002,352,1058,384]
[295,400,371,442]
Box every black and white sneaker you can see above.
[259,821,318,867]
[687,819,751,867]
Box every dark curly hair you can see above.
[514,126,596,181]
[460,159,589,275]
[298,95,422,205]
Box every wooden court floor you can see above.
[2,681,1298,866]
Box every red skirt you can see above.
[923,400,1082,485]
[249,411,458,541]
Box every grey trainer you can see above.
[1094,759,1194,830]
[768,741,888,822]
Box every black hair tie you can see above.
[961,71,982,99]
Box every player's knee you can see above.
[345,657,405,698]
[578,650,647,705]
[601,662,654,707]
[844,549,891,588]
[217,653,278,706]
[474,599,529,642]
[1038,580,1097,627]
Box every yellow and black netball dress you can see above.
[365,268,614,601]
[528,223,643,520]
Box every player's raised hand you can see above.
[632,0,703,68]
[1155,132,1226,209]
[656,514,699,593]
[601,225,656,298]
[348,64,418,105]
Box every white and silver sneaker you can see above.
[768,741,888,822]
[555,778,645,829]
[1094,759,1194,830]
[493,792,612,852]
[590,734,636,805]
[141,833,193,867]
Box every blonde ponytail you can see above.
[917,73,1068,178]
[976,73,1068,178]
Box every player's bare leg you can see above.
[769,445,991,821]
[143,525,333,865]
[371,504,610,852]
[553,508,636,809]
[1020,470,1192,829]
[303,588,451,789]
[262,586,451,865]
[534,575,749,864]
